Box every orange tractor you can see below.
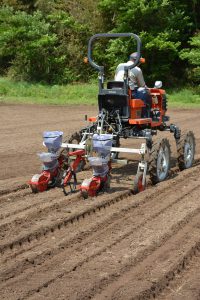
[30,33,195,196]
[65,33,195,193]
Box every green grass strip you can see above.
[168,88,200,108]
[0,77,98,105]
[0,77,199,108]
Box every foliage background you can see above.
[0,0,199,87]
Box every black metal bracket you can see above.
[170,124,181,140]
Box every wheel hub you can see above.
[157,146,169,181]
[184,141,193,167]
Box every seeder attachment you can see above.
[29,131,63,193]
[79,134,112,198]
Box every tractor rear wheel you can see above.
[67,131,82,146]
[149,138,171,184]
[176,131,195,170]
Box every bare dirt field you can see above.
[0,104,200,300]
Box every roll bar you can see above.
[87,33,142,74]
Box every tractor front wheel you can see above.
[176,131,195,170]
[149,138,171,184]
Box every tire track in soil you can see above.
[0,162,199,257]
[0,165,199,299]
[93,215,200,300]
[157,251,200,300]
[0,184,29,197]
[22,180,200,300]
[0,189,65,220]
[0,165,132,238]
[1,168,198,284]
[0,188,131,252]
[0,167,103,240]
[0,189,81,232]
[0,168,94,221]
[1,157,199,253]
[0,107,200,300]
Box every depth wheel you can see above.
[81,190,89,199]
[30,184,39,194]
[133,172,146,194]
[177,131,195,170]
[103,174,111,192]
[149,138,171,184]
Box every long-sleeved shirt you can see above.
[114,60,146,89]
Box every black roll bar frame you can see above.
[87,33,142,75]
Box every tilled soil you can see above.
[0,104,200,300]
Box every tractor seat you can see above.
[107,81,125,89]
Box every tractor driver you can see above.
[114,52,151,118]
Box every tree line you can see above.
[0,0,199,87]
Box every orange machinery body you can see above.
[128,88,166,127]
[89,88,166,128]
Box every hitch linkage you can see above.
[169,124,181,140]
